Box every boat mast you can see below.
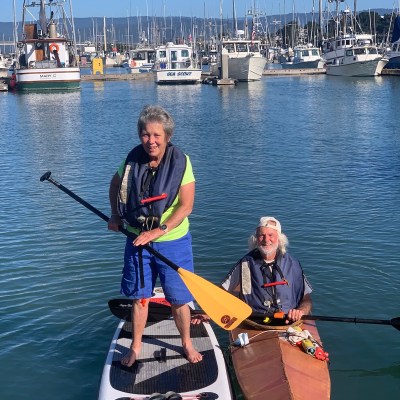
[69,0,78,65]
[233,0,238,35]
[103,16,107,53]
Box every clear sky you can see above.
[1,1,398,22]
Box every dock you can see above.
[81,73,154,81]
[263,68,326,76]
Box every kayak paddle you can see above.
[40,171,252,330]
[251,311,400,331]
[302,314,400,331]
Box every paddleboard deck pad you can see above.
[98,288,234,400]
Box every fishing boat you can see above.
[321,2,387,77]
[123,47,156,74]
[230,318,331,399]
[154,42,202,84]
[281,44,325,70]
[99,287,234,400]
[13,0,80,91]
[211,37,266,81]
[322,34,388,76]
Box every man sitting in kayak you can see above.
[193,216,312,324]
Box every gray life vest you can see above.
[117,143,186,230]
[238,249,305,313]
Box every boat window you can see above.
[311,49,319,56]
[159,51,166,58]
[354,48,366,55]
[367,48,378,54]
[346,39,351,46]
[236,43,248,52]
[171,51,177,61]
[223,43,235,53]
[346,49,353,56]
[249,43,259,52]
[302,50,310,57]
[181,50,189,57]
[337,40,341,47]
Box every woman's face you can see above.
[140,121,169,161]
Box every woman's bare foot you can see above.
[121,347,140,367]
[183,343,203,363]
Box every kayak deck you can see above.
[230,320,331,400]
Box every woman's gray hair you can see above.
[137,105,175,138]
[248,229,289,255]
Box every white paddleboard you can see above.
[98,287,234,400]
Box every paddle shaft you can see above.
[109,299,398,327]
[251,311,399,330]
[40,171,180,272]
[303,315,394,327]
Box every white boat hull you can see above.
[156,68,202,84]
[128,65,154,74]
[282,59,325,70]
[15,67,80,90]
[326,58,387,76]
[228,55,266,81]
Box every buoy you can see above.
[49,43,59,53]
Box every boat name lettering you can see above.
[166,72,193,77]
[40,74,57,79]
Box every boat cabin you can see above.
[221,40,261,54]
[156,42,195,70]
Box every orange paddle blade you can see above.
[178,267,252,330]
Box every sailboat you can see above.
[12,0,80,91]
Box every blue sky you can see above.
[1,1,398,22]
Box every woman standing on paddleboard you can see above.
[108,104,202,366]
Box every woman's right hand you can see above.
[108,214,121,232]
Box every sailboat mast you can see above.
[319,0,323,41]
[103,16,107,52]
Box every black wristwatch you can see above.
[159,224,168,233]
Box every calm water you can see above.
[1,74,399,399]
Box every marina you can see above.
[1,1,400,400]
[1,73,400,400]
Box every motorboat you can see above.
[322,34,388,76]
[211,37,266,81]
[123,48,156,74]
[321,2,387,77]
[154,42,202,84]
[281,45,325,70]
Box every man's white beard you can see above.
[258,243,278,258]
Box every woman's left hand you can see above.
[133,229,164,246]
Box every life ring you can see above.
[49,43,59,53]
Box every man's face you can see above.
[256,226,279,258]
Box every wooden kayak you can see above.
[229,319,331,400]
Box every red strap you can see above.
[262,280,288,288]
[140,193,168,204]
